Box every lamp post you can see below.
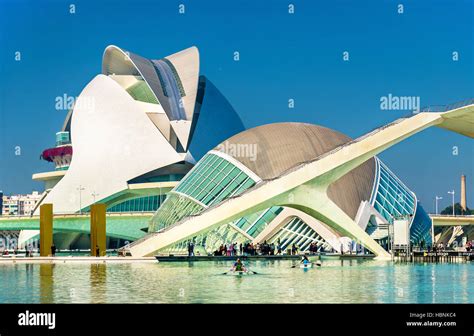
[77,185,85,214]
[435,196,443,214]
[91,191,99,204]
[447,190,455,216]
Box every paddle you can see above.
[291,261,322,268]
[291,263,312,268]
[222,268,258,275]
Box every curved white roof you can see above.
[102,45,199,149]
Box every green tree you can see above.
[440,202,473,215]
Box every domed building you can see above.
[147,122,433,255]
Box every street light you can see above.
[76,185,85,214]
[435,196,443,214]
[447,190,455,216]
[91,191,99,204]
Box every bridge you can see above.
[429,215,474,227]
[0,212,153,241]
[429,215,473,246]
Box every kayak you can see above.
[300,263,313,269]
[228,270,251,275]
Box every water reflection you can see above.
[39,263,55,303]
[90,263,107,303]
[0,260,472,303]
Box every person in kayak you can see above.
[232,258,247,272]
[300,255,311,266]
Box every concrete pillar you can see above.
[90,204,106,256]
[39,203,53,257]
[461,174,467,213]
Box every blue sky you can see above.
[0,0,472,212]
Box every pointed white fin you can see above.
[170,120,192,150]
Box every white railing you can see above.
[429,214,474,217]
[420,98,474,112]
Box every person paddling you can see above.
[222,259,258,275]
[232,258,247,273]
[300,255,311,266]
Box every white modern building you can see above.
[26,45,245,248]
[33,45,245,216]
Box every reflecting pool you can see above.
[0,259,472,303]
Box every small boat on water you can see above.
[227,270,251,276]
[300,263,313,269]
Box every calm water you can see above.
[0,259,472,303]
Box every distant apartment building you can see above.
[1,191,42,216]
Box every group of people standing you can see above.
[214,242,240,256]
[1,245,46,257]
[214,241,277,256]
[308,242,320,254]
[466,241,472,252]
[211,240,305,256]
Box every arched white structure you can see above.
[252,207,343,252]
[38,75,184,214]
[128,104,474,258]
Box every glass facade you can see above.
[233,206,283,238]
[174,153,256,207]
[371,158,432,245]
[372,158,416,221]
[161,224,249,255]
[410,203,433,246]
[55,132,71,146]
[148,192,204,232]
[149,153,257,239]
[268,217,332,252]
[107,195,166,213]
[165,206,286,254]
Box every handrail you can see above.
[429,214,474,217]
[420,98,474,112]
